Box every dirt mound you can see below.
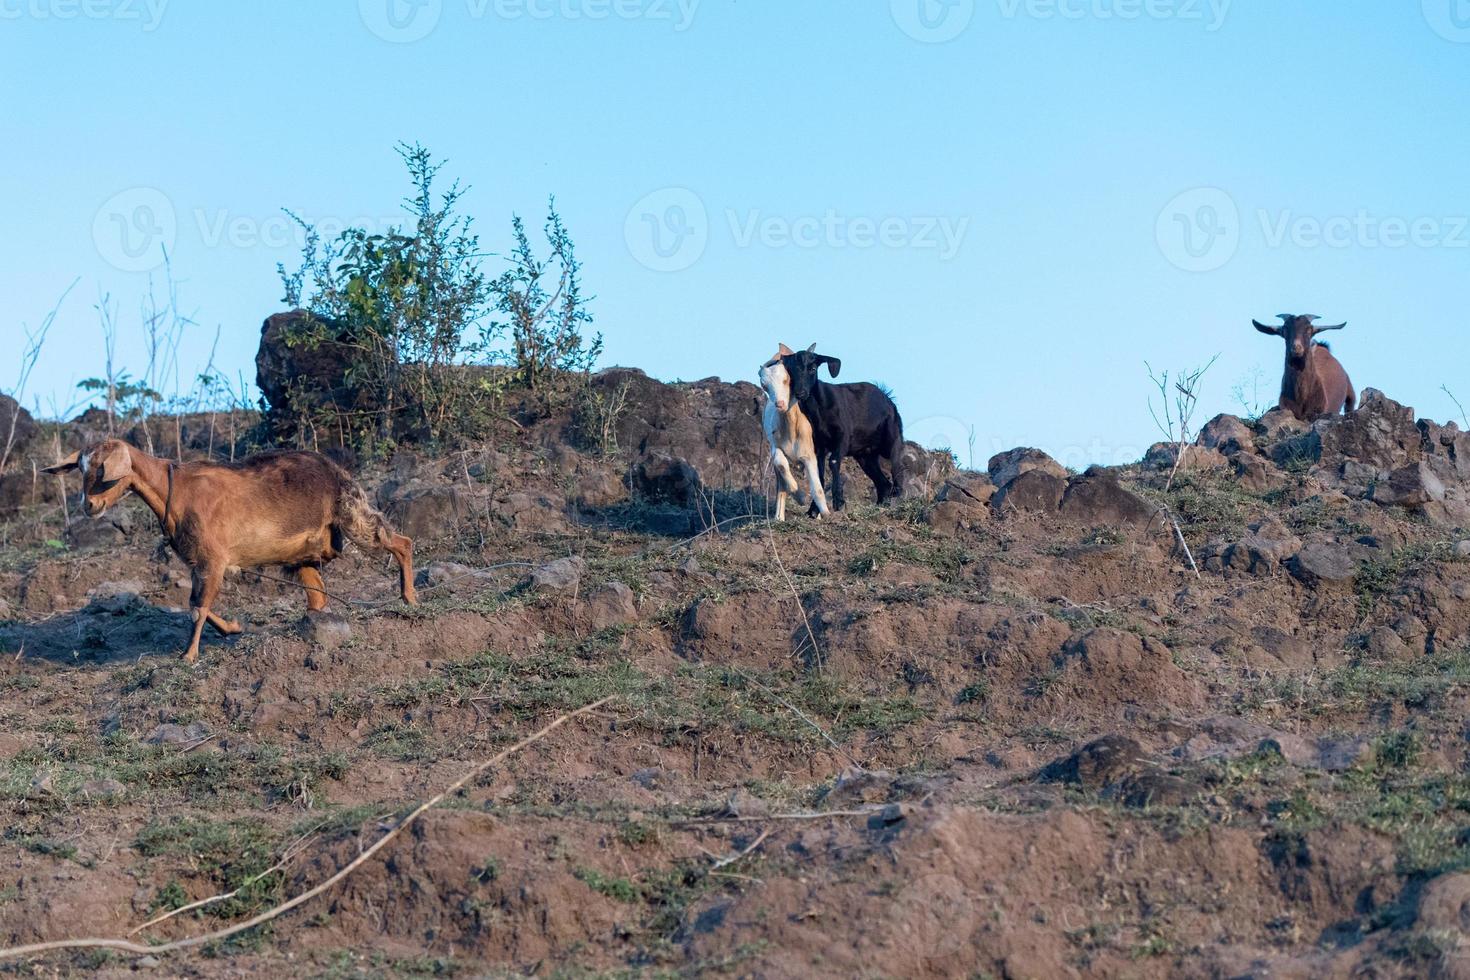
[1,385,1468,976]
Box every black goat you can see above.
[780,345,905,512]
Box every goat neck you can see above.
[117,449,180,534]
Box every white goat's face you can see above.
[760,358,793,413]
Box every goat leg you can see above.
[207,611,242,635]
[297,565,329,612]
[802,457,829,518]
[829,451,847,511]
[390,534,418,605]
[183,563,224,664]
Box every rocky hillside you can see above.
[0,370,1469,978]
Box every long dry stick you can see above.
[0,697,612,963]
[127,828,323,936]
[677,806,888,826]
[765,529,823,673]
[731,667,862,771]
[710,828,771,870]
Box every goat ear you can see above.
[41,450,81,475]
[806,344,818,354]
[820,356,842,378]
[777,343,795,357]
[1252,320,1283,336]
[98,446,133,482]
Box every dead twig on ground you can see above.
[766,529,823,674]
[676,806,887,826]
[0,696,611,963]
[730,667,861,771]
[128,826,324,936]
[710,829,771,870]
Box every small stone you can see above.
[1372,461,1447,509]
[1366,627,1412,662]
[417,562,475,588]
[1456,541,1470,559]
[867,803,907,829]
[630,767,671,791]
[145,721,211,747]
[987,447,1066,490]
[1198,414,1255,455]
[722,788,770,819]
[585,581,638,629]
[1288,542,1359,589]
[28,773,55,797]
[298,611,352,650]
[677,556,702,577]
[530,556,586,594]
[136,954,162,969]
[82,778,127,801]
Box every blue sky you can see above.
[3,1,1469,468]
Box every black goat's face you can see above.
[1253,315,1347,368]
[780,347,842,401]
[42,439,135,517]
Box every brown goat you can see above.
[44,440,417,663]
[1253,314,1357,420]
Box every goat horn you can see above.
[1276,314,1295,321]
[1314,322,1347,331]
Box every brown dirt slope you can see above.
[0,380,1469,978]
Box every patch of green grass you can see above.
[135,815,284,920]
[1356,541,1461,619]
[1374,730,1422,771]
[575,867,642,903]
[334,648,925,750]
[956,681,990,705]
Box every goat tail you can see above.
[887,415,907,498]
[1344,381,1358,414]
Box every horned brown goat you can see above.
[44,440,417,663]
[1253,313,1357,420]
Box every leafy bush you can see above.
[276,144,600,454]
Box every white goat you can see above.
[760,344,830,521]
